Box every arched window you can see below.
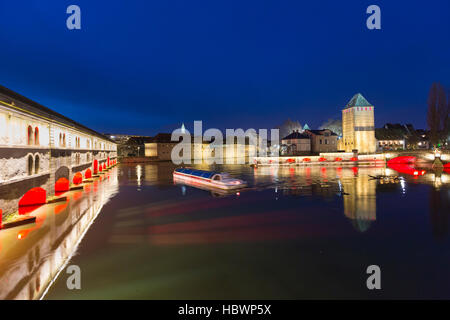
[27,155,34,175]
[34,127,39,145]
[27,126,33,145]
[63,134,66,147]
[35,155,40,174]
[59,133,62,146]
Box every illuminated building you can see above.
[280,130,311,155]
[341,93,376,154]
[0,85,117,216]
[303,129,338,153]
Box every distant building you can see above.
[376,124,431,150]
[341,93,376,154]
[375,128,405,151]
[119,136,153,157]
[144,133,177,161]
[281,130,311,155]
[304,129,338,153]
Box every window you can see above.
[325,139,328,145]
[27,126,33,145]
[35,155,40,174]
[319,139,322,144]
[34,127,39,145]
[27,155,33,175]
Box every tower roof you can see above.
[345,93,372,108]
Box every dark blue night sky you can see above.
[0,0,448,135]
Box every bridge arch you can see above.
[55,166,70,193]
[55,166,70,182]
[93,159,98,174]
[72,172,83,185]
[19,187,47,207]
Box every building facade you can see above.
[341,93,376,154]
[375,128,406,151]
[0,85,117,216]
[304,129,338,153]
[281,131,311,155]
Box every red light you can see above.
[19,187,47,207]
[73,172,83,185]
[85,168,92,179]
[55,178,70,192]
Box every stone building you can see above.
[341,93,376,154]
[280,130,311,155]
[303,129,338,153]
[0,84,117,216]
[144,133,177,160]
[375,128,406,151]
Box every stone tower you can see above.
[342,93,376,154]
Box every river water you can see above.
[1,163,449,299]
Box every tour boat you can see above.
[173,168,247,190]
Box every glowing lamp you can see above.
[318,157,326,162]
[85,168,92,179]
[55,178,70,192]
[19,187,47,207]
[73,172,83,185]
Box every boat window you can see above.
[201,172,211,178]
[212,175,221,181]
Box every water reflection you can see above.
[3,162,450,299]
[429,187,450,240]
[0,168,118,299]
[44,163,450,299]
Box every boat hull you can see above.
[173,171,246,190]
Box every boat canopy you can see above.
[174,168,219,179]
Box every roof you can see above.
[304,129,338,136]
[175,168,217,179]
[375,128,405,140]
[0,84,115,143]
[282,131,310,140]
[345,93,372,109]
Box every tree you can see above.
[319,118,342,137]
[275,119,302,139]
[427,83,447,147]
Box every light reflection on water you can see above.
[0,169,119,300]
[1,163,450,299]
